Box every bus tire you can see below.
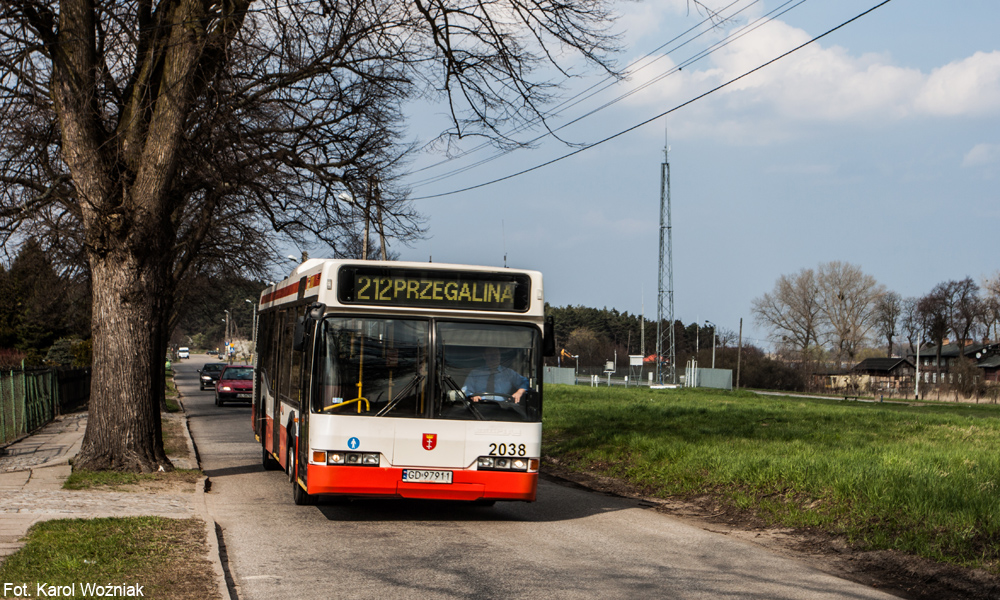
[289,445,316,505]
[262,447,280,471]
[287,444,296,484]
[293,477,316,506]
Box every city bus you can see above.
[253,259,554,505]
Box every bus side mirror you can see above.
[543,317,556,357]
[293,302,327,352]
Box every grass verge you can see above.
[542,385,1000,573]
[0,517,218,599]
[164,366,181,413]
[63,469,202,491]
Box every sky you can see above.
[386,0,1000,349]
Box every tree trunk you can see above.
[74,252,173,473]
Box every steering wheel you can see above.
[475,393,516,404]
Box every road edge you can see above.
[176,375,234,600]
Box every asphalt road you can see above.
[176,356,897,600]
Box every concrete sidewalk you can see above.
[0,410,229,599]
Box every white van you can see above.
[177,347,190,359]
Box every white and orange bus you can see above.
[253,259,554,505]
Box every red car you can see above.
[215,365,254,406]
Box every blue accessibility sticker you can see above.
[348,437,360,450]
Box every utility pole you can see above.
[737,318,743,389]
[373,176,388,260]
[705,320,716,369]
[362,182,371,260]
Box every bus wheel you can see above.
[293,477,316,506]
[287,445,296,483]
[289,446,315,505]
[262,447,281,471]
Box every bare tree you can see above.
[874,291,901,357]
[917,289,949,381]
[982,272,1000,341]
[936,278,981,358]
[751,268,822,361]
[565,327,606,369]
[899,296,921,354]
[815,261,884,368]
[0,0,621,472]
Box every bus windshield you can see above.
[314,317,540,422]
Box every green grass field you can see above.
[542,385,1000,572]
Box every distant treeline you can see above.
[546,304,806,390]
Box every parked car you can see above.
[206,350,218,356]
[198,362,227,390]
[215,365,254,406]
[177,347,190,359]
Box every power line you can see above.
[405,0,760,181]
[407,0,810,190]
[410,0,896,201]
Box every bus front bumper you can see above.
[305,464,538,502]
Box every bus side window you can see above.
[277,310,296,404]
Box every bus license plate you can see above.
[402,469,453,484]
[237,393,251,399]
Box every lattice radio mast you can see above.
[655,127,676,384]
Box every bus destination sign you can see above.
[338,266,531,312]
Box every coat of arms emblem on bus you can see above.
[422,434,438,451]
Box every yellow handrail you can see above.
[323,396,370,413]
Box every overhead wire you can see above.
[407,0,809,189]
[404,0,758,179]
[409,0,896,201]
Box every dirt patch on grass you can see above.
[541,458,1000,600]
[147,518,221,600]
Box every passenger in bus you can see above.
[463,348,529,403]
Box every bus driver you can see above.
[463,348,529,403]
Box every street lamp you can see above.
[704,321,716,369]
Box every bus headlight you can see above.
[477,456,535,472]
[323,451,379,466]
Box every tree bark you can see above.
[75,252,173,472]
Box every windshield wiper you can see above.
[376,374,424,417]
[442,374,484,420]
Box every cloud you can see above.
[620,18,1000,135]
[915,52,1000,116]
[962,143,1000,167]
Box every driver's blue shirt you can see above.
[462,365,529,398]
